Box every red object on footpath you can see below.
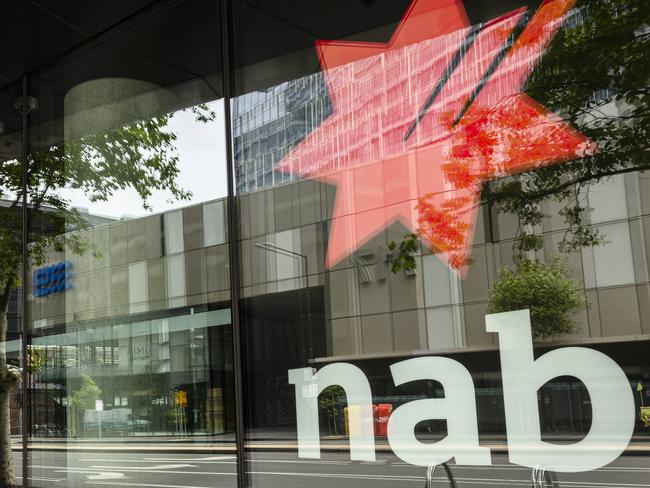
[374,403,392,437]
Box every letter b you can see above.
[486,310,635,472]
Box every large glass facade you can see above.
[0,0,648,487]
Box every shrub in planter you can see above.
[487,256,584,340]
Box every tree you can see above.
[70,376,102,412]
[487,256,583,340]
[25,347,47,375]
[69,375,102,436]
[386,0,649,273]
[487,0,650,255]
[388,233,420,275]
[318,385,345,435]
[0,101,214,486]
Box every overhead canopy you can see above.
[0,0,541,158]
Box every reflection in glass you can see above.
[0,81,27,487]
[18,1,236,486]
[25,85,235,483]
[232,0,650,487]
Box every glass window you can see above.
[232,0,650,487]
[20,1,237,487]
[0,0,648,487]
[0,79,27,488]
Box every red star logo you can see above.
[276,0,595,273]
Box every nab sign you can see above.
[290,310,636,473]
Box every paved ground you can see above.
[13,449,650,488]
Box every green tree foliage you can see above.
[391,0,649,272]
[70,375,102,412]
[318,385,345,435]
[0,103,215,486]
[69,376,102,439]
[388,233,420,274]
[490,0,650,254]
[26,347,47,374]
[487,256,584,340]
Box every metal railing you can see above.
[426,462,457,488]
[424,461,562,488]
[532,465,560,487]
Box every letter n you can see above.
[289,363,375,461]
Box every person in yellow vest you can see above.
[638,382,650,428]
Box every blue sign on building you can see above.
[33,261,74,297]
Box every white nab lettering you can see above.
[290,310,636,473]
[388,357,491,466]
[486,309,635,472]
[288,363,375,461]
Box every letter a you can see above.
[387,357,491,466]
[289,363,375,461]
[486,309,635,472]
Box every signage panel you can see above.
[33,261,74,297]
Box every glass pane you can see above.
[23,1,237,487]
[0,80,26,488]
[232,0,650,487]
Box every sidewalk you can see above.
[11,433,650,456]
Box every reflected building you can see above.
[28,162,650,440]
[29,201,235,438]
[3,2,648,487]
[26,2,650,443]
[227,2,649,436]
[232,8,586,194]
[232,73,331,193]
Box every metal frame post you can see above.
[21,74,31,488]
[220,1,248,487]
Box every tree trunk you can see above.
[0,310,16,487]
[0,381,15,487]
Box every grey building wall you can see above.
[29,200,231,329]
[31,169,650,361]
[236,172,650,359]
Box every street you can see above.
[13,450,650,488]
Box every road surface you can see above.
[13,450,650,488]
